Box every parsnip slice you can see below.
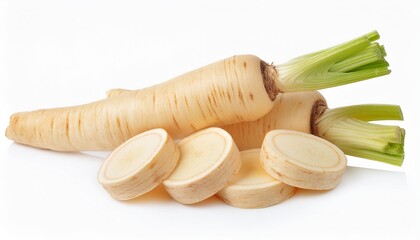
[217,149,296,208]
[261,130,347,190]
[163,127,241,204]
[98,128,179,200]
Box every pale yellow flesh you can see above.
[104,132,163,180]
[168,132,227,181]
[98,128,180,200]
[228,149,276,186]
[261,130,347,190]
[163,127,241,204]
[272,134,339,169]
[217,149,296,208]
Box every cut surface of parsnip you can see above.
[261,130,347,190]
[98,128,179,200]
[163,128,241,204]
[217,149,296,208]
[6,31,390,151]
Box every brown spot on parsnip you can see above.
[172,116,180,129]
[184,96,190,110]
[173,94,178,108]
[207,95,212,104]
[249,92,254,101]
[243,61,247,69]
[116,117,121,129]
[194,98,207,120]
[233,66,239,83]
[210,93,217,107]
[261,61,280,101]
[279,187,285,194]
[238,89,244,104]
[65,119,70,139]
[125,120,132,137]
[300,168,314,174]
[310,99,328,136]
[149,161,156,169]
[12,115,19,125]
[274,169,286,178]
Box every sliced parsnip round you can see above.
[217,149,296,208]
[98,128,179,200]
[163,127,241,204]
[261,130,347,190]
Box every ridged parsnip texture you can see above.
[6,55,275,151]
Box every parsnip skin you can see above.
[217,149,296,209]
[106,88,131,98]
[6,55,277,151]
[98,129,179,200]
[261,130,347,190]
[163,128,241,205]
[222,91,327,150]
[105,90,327,151]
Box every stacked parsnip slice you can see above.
[217,149,296,208]
[261,130,347,190]
[98,127,347,208]
[98,127,242,204]
[98,128,179,200]
[163,127,241,204]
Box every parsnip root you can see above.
[223,90,404,166]
[7,31,391,152]
[261,130,347,190]
[222,91,327,150]
[163,128,241,204]
[98,128,179,200]
[6,55,276,151]
[217,149,296,208]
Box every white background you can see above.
[1,0,419,239]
